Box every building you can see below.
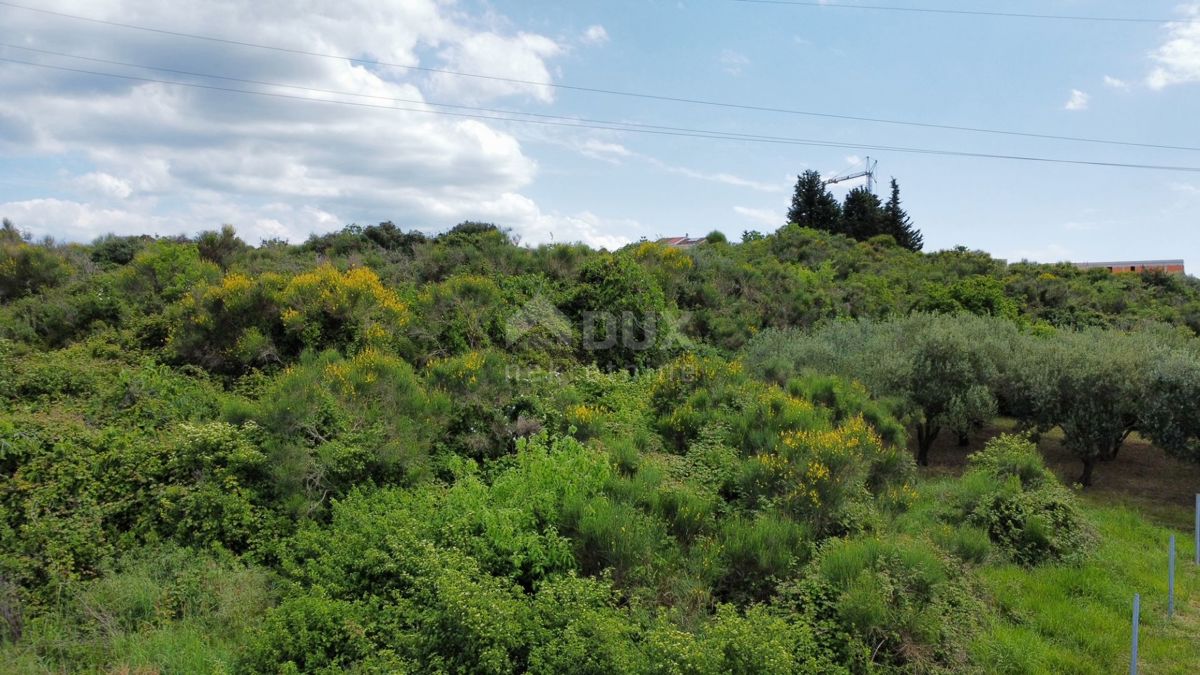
[1073,260,1185,275]
[656,236,705,249]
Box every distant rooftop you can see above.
[1073,260,1184,268]
[656,236,705,249]
[1072,260,1185,275]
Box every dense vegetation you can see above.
[1,216,1198,672]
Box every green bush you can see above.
[950,435,1091,565]
[812,535,980,670]
[568,253,670,371]
[0,241,71,302]
[234,349,449,515]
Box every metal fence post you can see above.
[1195,493,1198,566]
[1169,535,1176,618]
[1130,593,1140,675]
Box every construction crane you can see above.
[824,156,878,194]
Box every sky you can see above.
[1,1,1199,266]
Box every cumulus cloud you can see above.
[74,172,134,200]
[1064,89,1090,111]
[581,25,610,46]
[733,206,782,227]
[719,49,750,75]
[473,193,633,249]
[0,0,608,245]
[1147,6,1200,89]
[429,32,563,104]
[1103,75,1130,90]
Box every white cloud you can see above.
[578,139,633,163]
[733,206,781,227]
[719,49,750,75]
[1147,6,1200,89]
[430,32,563,104]
[0,0,590,245]
[568,138,784,193]
[74,172,134,200]
[475,193,633,249]
[642,157,784,193]
[1010,243,1075,264]
[1064,89,1090,111]
[581,25,610,46]
[1103,75,1130,90]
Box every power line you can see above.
[1,0,1195,153]
[0,42,857,145]
[726,0,1183,24]
[4,55,1200,175]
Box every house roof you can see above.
[656,236,705,248]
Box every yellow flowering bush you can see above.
[278,264,410,351]
[744,416,907,535]
[651,354,822,454]
[167,264,411,374]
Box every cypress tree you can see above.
[882,178,924,252]
[786,170,842,233]
[841,186,884,241]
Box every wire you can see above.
[726,0,1182,24]
[1,0,1196,153]
[0,42,869,145]
[4,55,1200,175]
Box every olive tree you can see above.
[1054,330,1158,486]
[743,314,1003,465]
[906,320,999,465]
[1141,347,1200,465]
[995,333,1069,440]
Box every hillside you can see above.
[2,220,1199,673]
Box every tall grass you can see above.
[970,504,1199,674]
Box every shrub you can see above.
[118,241,221,311]
[0,241,71,302]
[812,535,980,670]
[168,264,412,375]
[195,224,246,269]
[785,374,906,447]
[716,511,811,603]
[950,435,1091,566]
[90,233,151,266]
[425,349,529,460]
[408,274,510,362]
[567,253,669,371]
[237,350,448,515]
[650,354,823,455]
[740,416,910,536]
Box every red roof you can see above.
[656,236,704,248]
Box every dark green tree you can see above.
[881,179,924,252]
[786,171,841,233]
[196,224,246,269]
[840,187,884,241]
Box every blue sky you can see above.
[1,1,1199,266]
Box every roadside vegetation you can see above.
[1,217,1198,673]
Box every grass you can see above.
[913,421,1200,673]
[970,503,1200,674]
